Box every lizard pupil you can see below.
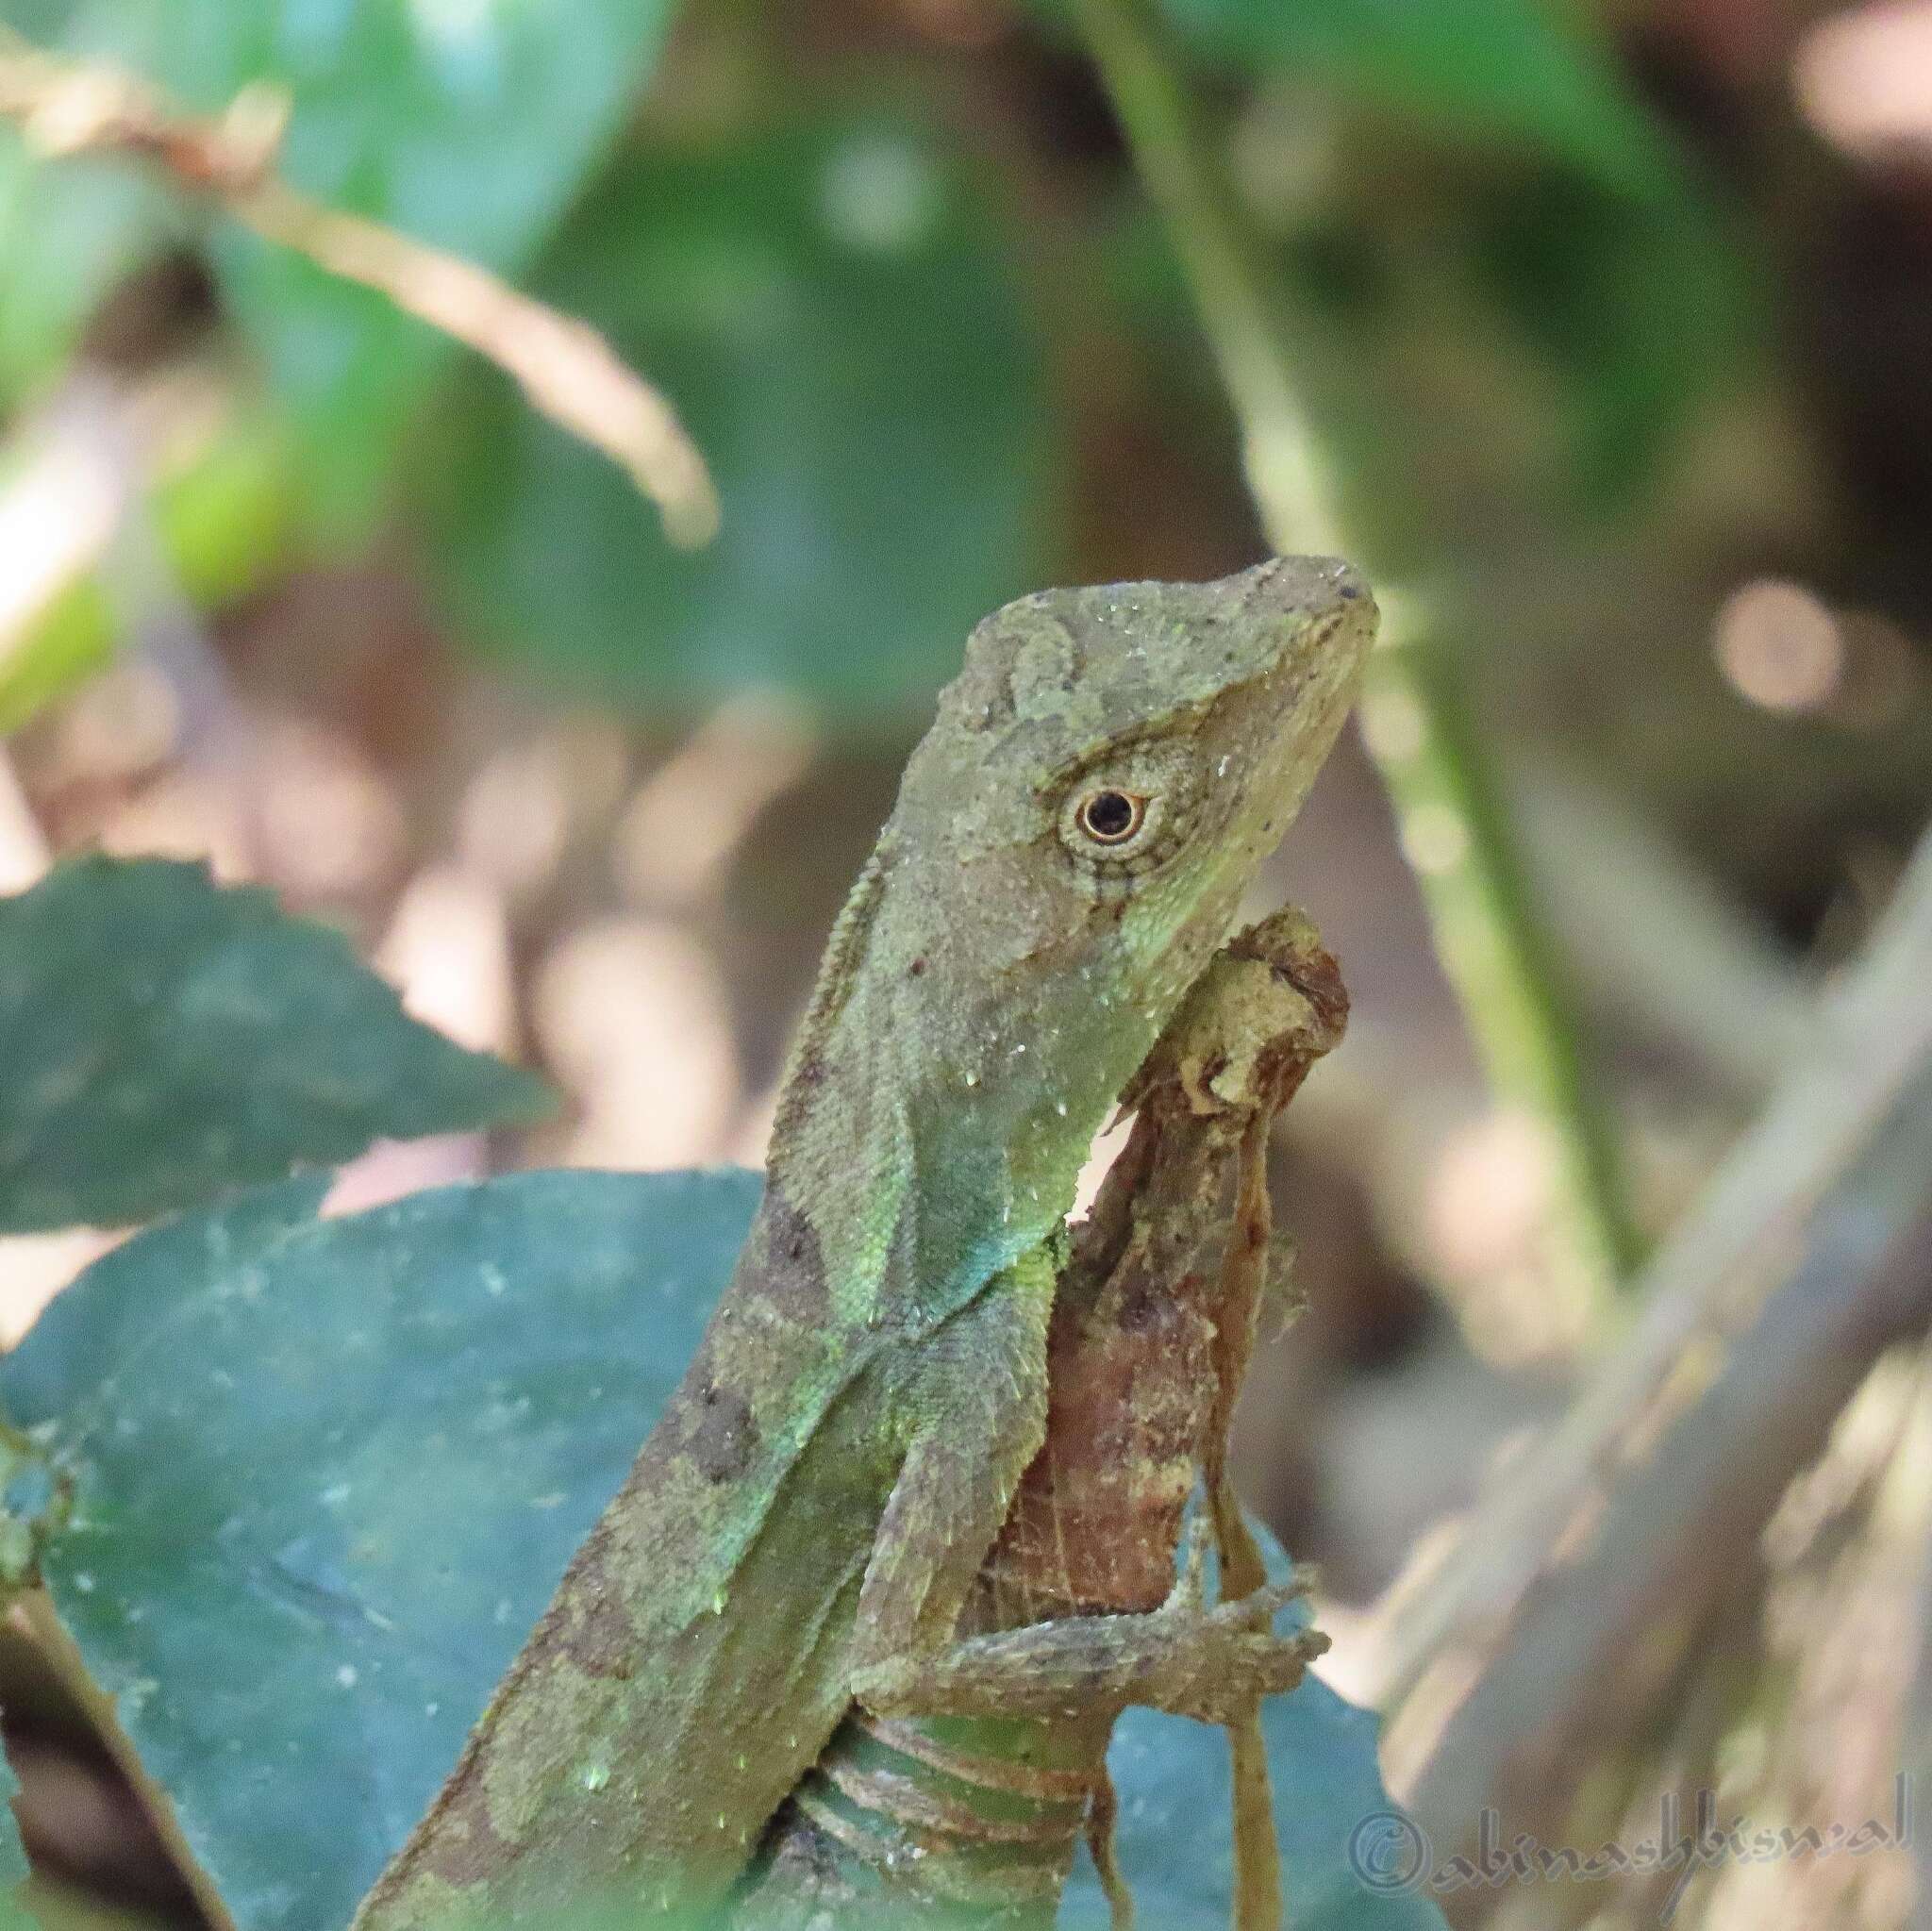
[1078,790,1143,843]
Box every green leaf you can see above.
[11,0,675,528]
[425,117,1049,726]
[0,139,185,408]
[1157,0,1674,198]
[0,1170,761,1931]
[0,857,552,1231]
[1464,169,1755,505]
[0,1166,1435,1928]
[0,576,114,744]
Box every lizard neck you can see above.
[764,954,1023,1332]
[760,848,1164,1332]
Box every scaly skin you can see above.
[352,558,1376,1928]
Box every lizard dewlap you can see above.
[354,557,1376,1929]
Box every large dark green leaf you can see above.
[1,1164,1435,1928]
[0,1169,762,1929]
[4,0,674,524]
[0,857,551,1230]
[1463,168,1755,506]
[425,117,1048,725]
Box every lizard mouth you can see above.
[1204,558,1378,873]
[1205,556,1379,758]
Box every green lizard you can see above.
[353,557,1375,1927]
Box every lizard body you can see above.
[354,558,1374,1927]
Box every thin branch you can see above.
[1067,0,1641,1310]
[0,29,720,549]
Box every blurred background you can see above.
[0,0,1929,1925]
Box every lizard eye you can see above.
[1074,789,1145,845]
[1053,742,1198,884]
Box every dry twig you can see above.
[1377,827,1932,1902]
[0,29,719,548]
[1374,824,1932,1721]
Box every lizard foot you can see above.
[1137,1517,1327,1728]
[848,1519,1326,1726]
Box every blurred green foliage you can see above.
[1155,0,1676,194]
[0,0,675,524]
[427,117,1048,719]
[0,150,183,402]
[0,413,294,734]
[0,0,1757,736]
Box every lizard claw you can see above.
[1158,1521,1313,1628]
[1220,1573,1315,1632]
[1151,1612,1328,1726]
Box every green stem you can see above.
[1068,0,1642,1303]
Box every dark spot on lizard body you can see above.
[752,1188,832,1319]
[659,1336,761,1486]
[552,1517,641,1677]
[653,1186,834,1488]
[688,1380,758,1485]
[414,1752,520,1888]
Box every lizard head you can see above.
[874,555,1376,1183]
[898,554,1374,977]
